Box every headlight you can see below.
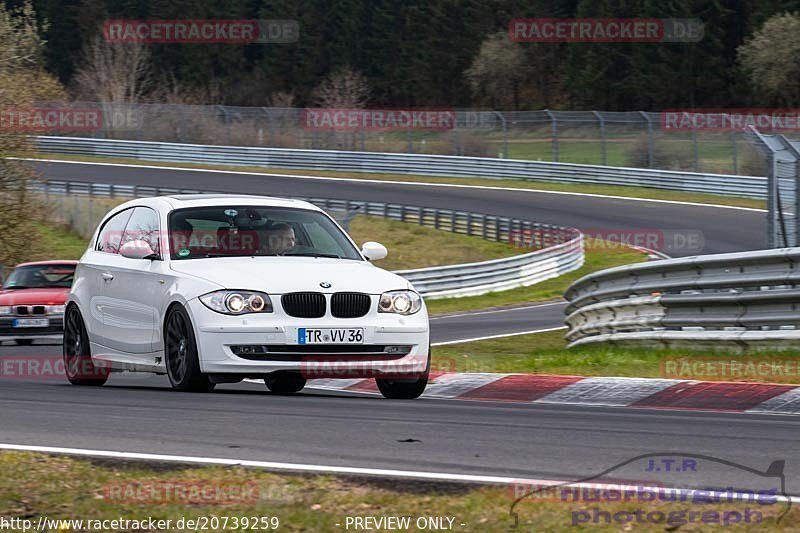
[378,290,422,315]
[199,290,273,315]
[0,306,10,315]
[48,305,65,315]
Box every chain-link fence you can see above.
[745,127,800,247]
[29,102,766,176]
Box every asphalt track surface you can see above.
[1,160,791,496]
[0,341,798,497]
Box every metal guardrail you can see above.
[36,136,767,200]
[37,180,584,300]
[564,247,800,348]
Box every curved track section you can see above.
[34,160,764,256]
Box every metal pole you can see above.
[494,111,508,158]
[692,130,699,172]
[731,131,738,175]
[639,111,654,168]
[778,134,800,248]
[218,105,231,145]
[592,111,606,166]
[545,110,558,162]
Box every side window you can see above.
[121,207,161,256]
[96,209,134,254]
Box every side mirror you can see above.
[119,240,158,260]
[361,241,388,261]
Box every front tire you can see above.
[264,372,306,394]
[375,354,430,399]
[63,305,108,386]
[164,306,215,392]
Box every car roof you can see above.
[13,260,79,268]
[163,194,320,211]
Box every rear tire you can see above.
[375,353,430,399]
[164,306,215,392]
[63,305,108,386]
[264,372,307,394]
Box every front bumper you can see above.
[0,316,64,340]
[186,298,430,378]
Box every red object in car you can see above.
[0,260,78,345]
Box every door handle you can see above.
[101,272,114,281]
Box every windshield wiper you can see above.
[283,252,341,258]
[3,285,31,290]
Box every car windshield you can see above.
[168,205,363,261]
[2,264,75,289]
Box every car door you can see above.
[82,207,134,349]
[100,206,162,355]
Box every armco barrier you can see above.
[37,180,584,300]
[564,247,800,348]
[35,136,767,199]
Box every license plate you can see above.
[297,328,364,344]
[12,318,49,328]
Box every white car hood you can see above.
[170,256,412,294]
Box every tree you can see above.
[311,65,370,108]
[738,12,800,106]
[465,31,526,109]
[72,34,153,104]
[0,1,66,267]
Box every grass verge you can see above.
[28,222,88,261]
[347,215,517,271]
[0,452,795,531]
[32,153,765,210]
[434,328,800,384]
[425,241,647,315]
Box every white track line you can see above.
[1,443,797,504]
[21,157,766,213]
[432,326,567,346]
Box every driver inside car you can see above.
[260,223,297,255]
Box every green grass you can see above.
[347,215,518,271]
[425,241,647,315]
[434,328,800,384]
[28,222,89,261]
[32,153,765,210]
[1,451,796,532]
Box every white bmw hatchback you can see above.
[65,195,430,399]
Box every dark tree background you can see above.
[7,0,800,109]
